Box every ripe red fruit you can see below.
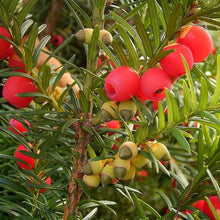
[14,144,35,170]
[51,35,63,47]
[160,43,194,77]
[104,66,140,101]
[97,54,115,70]
[135,170,148,181]
[105,120,121,129]
[39,176,52,193]
[203,196,220,220]
[0,26,12,60]
[29,175,51,193]
[177,25,213,63]
[8,118,30,135]
[100,120,121,135]
[3,76,36,108]
[139,68,171,101]
[8,51,27,73]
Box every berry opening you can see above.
[153,88,165,98]
[105,83,116,96]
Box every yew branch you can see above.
[63,114,92,219]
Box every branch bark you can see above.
[63,114,92,219]
[44,0,64,36]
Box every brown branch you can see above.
[63,114,93,219]
[44,0,64,36]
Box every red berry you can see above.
[39,176,52,193]
[101,120,121,135]
[193,200,205,211]
[136,170,148,181]
[203,196,220,220]
[178,200,205,216]
[105,120,121,129]
[29,175,51,193]
[8,118,30,135]
[139,68,171,101]
[177,25,213,63]
[160,43,194,77]
[104,66,140,101]
[14,144,35,170]
[8,51,27,73]
[3,76,36,108]
[0,26,12,60]
[51,35,63,47]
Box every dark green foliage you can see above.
[1,0,220,219]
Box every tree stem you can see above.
[63,114,92,219]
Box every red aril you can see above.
[8,51,27,73]
[202,196,220,220]
[104,66,140,101]
[3,76,36,108]
[160,43,194,77]
[0,26,12,60]
[177,25,213,63]
[14,144,35,170]
[8,118,30,135]
[139,68,171,101]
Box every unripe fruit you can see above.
[119,141,138,160]
[75,28,113,46]
[14,144,35,170]
[3,76,36,108]
[132,154,152,169]
[83,174,101,188]
[119,100,137,121]
[100,101,119,122]
[101,163,115,187]
[105,66,140,101]
[160,43,194,77]
[8,51,27,73]
[177,25,213,63]
[0,26,12,60]
[122,164,136,181]
[139,68,171,101]
[113,157,130,179]
[81,160,106,175]
[8,118,30,136]
[146,142,170,161]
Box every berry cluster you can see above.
[8,118,51,193]
[0,26,37,108]
[100,100,137,122]
[82,140,170,188]
[104,25,213,104]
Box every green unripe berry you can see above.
[100,101,119,122]
[75,28,113,46]
[113,157,130,179]
[146,142,170,161]
[132,154,152,169]
[81,160,106,175]
[101,163,115,187]
[122,164,136,181]
[119,141,138,160]
[83,174,100,188]
[119,100,137,121]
